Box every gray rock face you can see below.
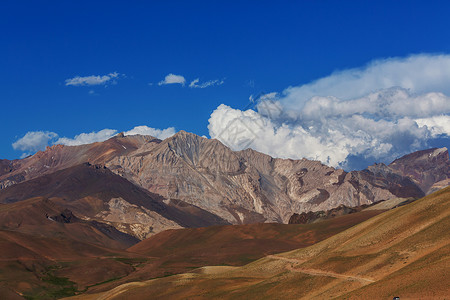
[106,131,429,224]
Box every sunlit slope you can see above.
[68,186,450,299]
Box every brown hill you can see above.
[288,196,418,224]
[288,203,372,224]
[68,209,382,296]
[0,224,141,299]
[127,210,382,276]
[75,187,450,299]
[0,163,229,239]
[0,202,382,299]
[0,197,139,249]
[0,196,145,298]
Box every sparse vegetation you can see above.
[23,266,79,300]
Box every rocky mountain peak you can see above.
[390,147,449,166]
[161,130,242,172]
[389,147,450,194]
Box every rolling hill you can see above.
[71,186,450,299]
[0,204,383,299]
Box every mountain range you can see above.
[1,131,449,240]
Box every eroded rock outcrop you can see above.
[106,131,432,224]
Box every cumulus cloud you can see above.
[65,72,121,86]
[209,104,357,167]
[416,115,450,137]
[12,131,58,152]
[209,54,450,169]
[158,74,186,86]
[298,88,450,121]
[124,125,176,139]
[189,78,224,88]
[280,54,450,115]
[55,129,118,146]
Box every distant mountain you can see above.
[106,131,436,223]
[389,147,450,194]
[1,131,449,235]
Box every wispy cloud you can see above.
[158,73,186,86]
[156,74,224,88]
[65,72,121,86]
[189,78,224,88]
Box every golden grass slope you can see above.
[67,186,450,299]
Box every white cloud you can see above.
[280,54,450,115]
[12,131,58,152]
[189,79,200,88]
[65,72,121,86]
[208,54,450,169]
[254,93,283,119]
[157,74,224,88]
[56,129,118,146]
[124,125,176,140]
[209,104,355,167]
[259,92,278,101]
[158,74,186,86]
[298,88,450,121]
[20,153,31,159]
[209,101,440,168]
[416,115,450,137]
[189,78,224,88]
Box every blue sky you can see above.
[2,1,450,169]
